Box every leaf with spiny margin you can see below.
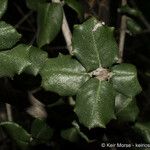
[115,93,139,122]
[40,54,90,96]
[0,122,31,150]
[31,118,53,144]
[111,63,142,97]
[37,3,63,48]
[134,122,150,143]
[0,21,21,50]
[65,0,84,19]
[24,45,48,76]
[0,45,31,78]
[74,78,116,129]
[26,0,47,11]
[72,17,119,72]
[0,0,8,19]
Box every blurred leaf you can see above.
[0,21,21,50]
[118,4,142,17]
[61,127,80,142]
[65,0,84,19]
[40,54,90,96]
[134,122,150,143]
[0,0,8,19]
[72,17,119,72]
[127,17,142,35]
[74,78,116,129]
[31,118,53,144]
[26,0,47,10]
[111,63,142,97]
[115,93,139,122]
[0,122,31,150]
[37,3,63,47]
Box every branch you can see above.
[52,0,73,55]
[118,0,127,63]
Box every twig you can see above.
[52,0,73,55]
[118,0,127,63]
[15,11,33,29]
[5,104,13,121]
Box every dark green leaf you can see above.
[0,45,31,78]
[127,17,142,35]
[74,78,116,129]
[118,4,142,17]
[115,93,139,122]
[65,0,84,19]
[111,63,142,97]
[0,122,31,150]
[40,54,90,96]
[37,3,63,47]
[0,44,48,77]
[0,21,21,50]
[24,45,48,76]
[61,127,80,142]
[134,122,150,143]
[72,17,119,72]
[26,0,47,10]
[31,118,53,144]
[0,0,8,18]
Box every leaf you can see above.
[0,45,31,78]
[127,17,142,35]
[31,118,53,144]
[0,21,21,50]
[40,54,90,96]
[118,4,142,18]
[61,121,91,142]
[111,63,142,97]
[74,78,116,129]
[134,122,150,143]
[26,0,47,11]
[72,17,119,72]
[0,122,31,150]
[0,44,48,78]
[0,0,8,19]
[24,45,48,76]
[115,93,139,122]
[65,0,84,19]
[37,3,63,47]
[61,127,80,142]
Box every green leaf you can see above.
[61,127,80,142]
[0,0,8,19]
[118,4,142,17]
[115,93,139,122]
[40,54,90,96]
[0,45,31,78]
[31,118,53,144]
[111,63,142,97]
[26,0,47,11]
[37,3,63,47]
[24,45,48,76]
[134,122,150,143]
[0,122,31,150]
[0,44,48,77]
[74,78,116,129]
[0,21,21,50]
[65,0,84,19]
[72,17,119,72]
[127,17,142,35]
